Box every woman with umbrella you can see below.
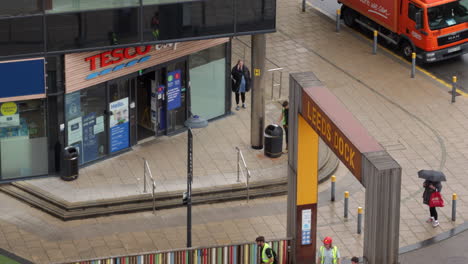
[419,170,446,227]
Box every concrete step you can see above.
[0,144,339,221]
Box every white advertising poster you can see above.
[94,116,104,134]
[109,98,129,128]
[67,116,83,145]
[0,114,20,127]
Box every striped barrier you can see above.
[62,239,290,264]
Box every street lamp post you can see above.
[184,114,208,262]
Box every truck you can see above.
[339,0,468,62]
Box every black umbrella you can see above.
[418,170,447,182]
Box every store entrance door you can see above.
[136,68,167,141]
[136,60,187,141]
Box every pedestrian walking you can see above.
[278,100,289,152]
[423,179,443,227]
[231,59,251,111]
[351,256,359,264]
[255,236,277,264]
[418,169,446,228]
[317,236,340,264]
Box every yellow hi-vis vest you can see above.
[319,245,338,264]
[261,243,273,263]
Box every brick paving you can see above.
[0,0,467,262]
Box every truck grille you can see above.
[438,30,468,46]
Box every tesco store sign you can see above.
[84,43,178,80]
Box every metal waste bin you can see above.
[264,124,283,158]
[62,146,79,181]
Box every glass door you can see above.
[108,78,131,153]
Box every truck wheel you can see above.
[400,41,414,61]
[343,7,356,27]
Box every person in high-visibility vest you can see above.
[255,236,277,264]
[317,236,341,264]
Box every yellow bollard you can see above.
[357,207,363,234]
[344,191,349,218]
[452,193,457,221]
[331,176,336,201]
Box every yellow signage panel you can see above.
[254,69,261,76]
[297,115,319,205]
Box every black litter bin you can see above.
[264,124,283,158]
[62,146,79,181]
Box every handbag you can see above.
[429,191,444,207]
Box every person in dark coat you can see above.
[231,60,251,111]
[423,180,442,227]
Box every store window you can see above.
[0,100,48,180]
[65,84,107,164]
[45,0,139,13]
[189,44,226,120]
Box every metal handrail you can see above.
[268,68,284,101]
[235,147,251,202]
[142,158,156,214]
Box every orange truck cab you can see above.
[339,0,468,62]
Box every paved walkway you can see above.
[0,0,467,262]
[23,94,288,203]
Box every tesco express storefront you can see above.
[64,37,230,166]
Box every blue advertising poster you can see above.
[167,70,181,110]
[109,98,129,153]
[82,113,98,163]
[65,92,81,120]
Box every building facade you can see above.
[0,0,276,181]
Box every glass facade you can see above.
[45,0,139,13]
[46,8,140,51]
[0,1,42,17]
[189,44,226,120]
[0,0,275,58]
[0,16,44,57]
[65,85,108,164]
[0,100,48,180]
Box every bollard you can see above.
[331,175,336,201]
[357,207,363,234]
[372,30,378,55]
[302,0,306,12]
[451,76,457,103]
[411,52,416,78]
[452,193,457,221]
[344,191,349,218]
[336,10,341,32]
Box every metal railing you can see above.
[142,158,156,214]
[236,147,252,202]
[268,68,284,101]
[58,238,292,264]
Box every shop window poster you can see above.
[0,102,20,128]
[109,97,129,153]
[82,113,98,163]
[167,70,182,111]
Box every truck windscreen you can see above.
[427,0,468,30]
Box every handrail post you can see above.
[247,170,250,203]
[271,71,275,100]
[152,183,156,214]
[237,148,240,182]
[278,71,283,99]
[143,159,147,193]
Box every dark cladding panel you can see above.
[0,16,44,56]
